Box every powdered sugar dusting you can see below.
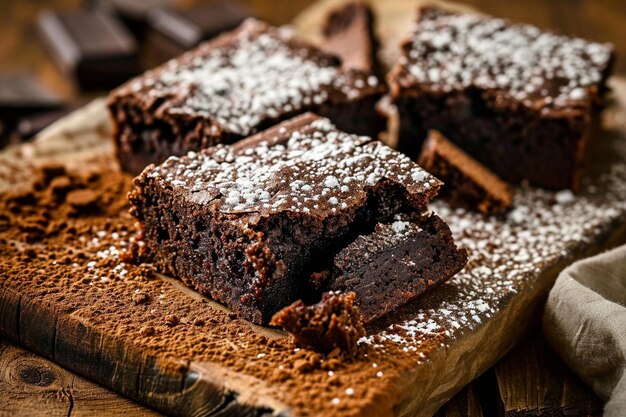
[147,115,439,215]
[360,161,626,360]
[395,8,613,110]
[126,19,380,136]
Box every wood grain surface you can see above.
[0,338,161,417]
[1,1,625,416]
[495,333,604,417]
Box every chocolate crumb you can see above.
[270,292,365,356]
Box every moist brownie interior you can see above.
[129,113,453,324]
[322,213,467,324]
[110,18,386,175]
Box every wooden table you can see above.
[0,0,621,415]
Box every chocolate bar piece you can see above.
[110,19,386,174]
[89,0,174,39]
[129,113,448,324]
[321,1,380,74]
[388,7,614,190]
[146,1,253,64]
[37,10,140,90]
[0,74,63,122]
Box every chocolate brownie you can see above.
[388,7,614,190]
[419,130,513,214]
[320,213,467,324]
[270,291,365,355]
[321,1,380,75]
[110,18,386,174]
[129,113,444,324]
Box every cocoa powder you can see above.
[0,160,435,417]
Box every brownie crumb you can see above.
[419,130,513,214]
[270,292,365,356]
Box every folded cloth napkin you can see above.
[544,245,626,417]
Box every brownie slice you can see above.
[321,1,380,75]
[270,291,365,355]
[110,18,386,174]
[388,7,614,190]
[419,130,513,214]
[129,113,443,324]
[320,213,467,324]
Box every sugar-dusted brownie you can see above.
[129,113,445,324]
[110,18,386,174]
[317,213,467,323]
[321,1,380,75]
[388,7,614,190]
[419,130,512,214]
[270,291,365,355]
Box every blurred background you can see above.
[1,0,624,97]
[0,0,624,146]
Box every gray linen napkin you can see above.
[543,245,626,417]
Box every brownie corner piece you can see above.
[270,291,365,355]
[109,18,386,175]
[388,7,614,190]
[321,1,380,75]
[129,113,441,325]
[419,130,513,214]
[325,213,467,323]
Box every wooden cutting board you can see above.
[2,4,626,417]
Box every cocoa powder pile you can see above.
[0,160,433,417]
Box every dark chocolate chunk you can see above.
[0,74,63,122]
[418,130,513,214]
[128,113,442,324]
[88,0,174,39]
[146,1,253,64]
[270,292,365,355]
[37,10,140,90]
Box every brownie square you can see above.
[129,113,443,324]
[388,7,614,190]
[419,130,513,214]
[110,18,386,174]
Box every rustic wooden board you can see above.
[2,9,626,417]
[0,337,161,417]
